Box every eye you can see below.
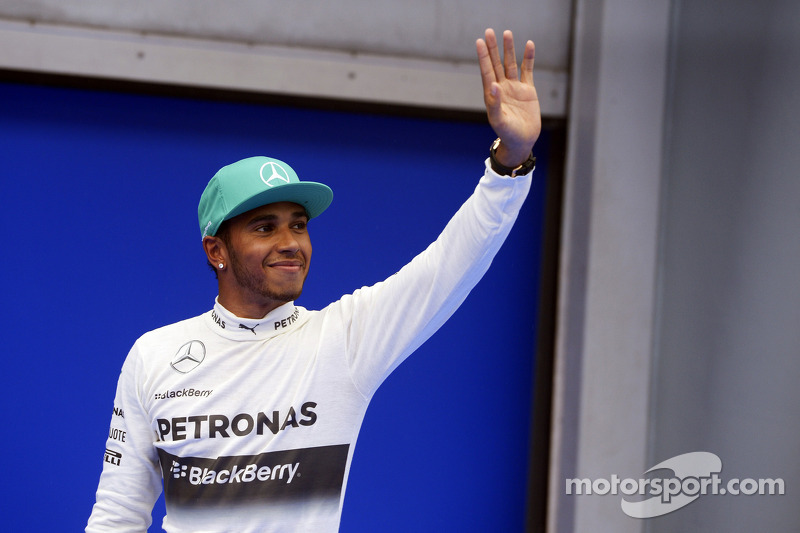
[255,224,275,233]
[291,221,308,230]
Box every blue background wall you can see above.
[0,81,549,531]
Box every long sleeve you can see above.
[338,161,533,397]
[86,344,164,532]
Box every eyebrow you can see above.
[246,211,309,226]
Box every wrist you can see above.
[489,138,535,177]
[494,141,529,167]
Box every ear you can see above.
[203,235,228,268]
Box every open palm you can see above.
[476,29,541,167]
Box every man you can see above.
[87,28,541,532]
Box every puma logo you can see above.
[239,323,258,335]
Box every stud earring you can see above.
[218,263,224,269]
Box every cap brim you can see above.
[224,181,333,223]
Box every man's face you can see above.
[223,201,312,307]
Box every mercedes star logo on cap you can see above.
[260,162,292,187]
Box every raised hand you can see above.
[476,29,541,168]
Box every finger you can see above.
[502,30,518,80]
[476,38,498,95]
[484,28,506,82]
[520,40,535,86]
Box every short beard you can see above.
[228,247,304,304]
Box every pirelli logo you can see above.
[104,448,122,466]
[158,444,349,508]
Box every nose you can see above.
[275,226,300,254]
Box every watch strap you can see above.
[489,138,536,177]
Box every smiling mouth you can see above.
[267,260,304,272]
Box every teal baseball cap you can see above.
[198,156,333,239]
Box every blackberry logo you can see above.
[188,462,299,486]
[154,387,213,401]
[172,461,188,479]
[159,445,349,505]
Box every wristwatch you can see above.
[489,138,536,177]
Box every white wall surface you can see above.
[550,0,800,531]
[0,0,570,115]
[549,0,671,531]
[649,0,800,530]
[0,0,570,67]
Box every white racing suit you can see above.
[87,162,533,532]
